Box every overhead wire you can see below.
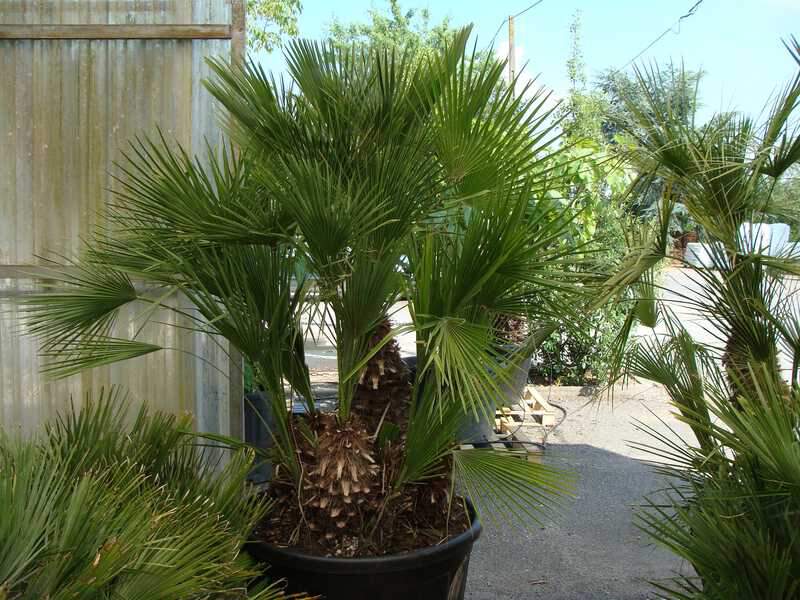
[486,0,705,75]
[617,0,705,72]
[485,0,547,51]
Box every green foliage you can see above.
[20,27,586,539]
[607,37,800,597]
[631,330,800,599]
[0,389,306,599]
[529,12,631,386]
[247,0,302,53]
[529,143,630,385]
[772,166,800,240]
[597,62,704,144]
[593,58,705,227]
[530,302,627,385]
[561,11,610,144]
[665,202,698,235]
[325,0,502,102]
[327,0,452,63]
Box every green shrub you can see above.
[530,301,628,385]
[529,173,630,386]
[0,389,307,600]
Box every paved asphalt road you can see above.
[465,383,693,600]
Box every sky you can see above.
[253,0,800,123]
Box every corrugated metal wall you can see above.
[0,1,243,435]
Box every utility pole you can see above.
[508,15,516,85]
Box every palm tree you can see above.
[604,38,800,597]
[605,38,800,391]
[0,388,309,599]
[23,29,582,556]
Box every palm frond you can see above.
[453,448,573,528]
[0,390,308,599]
[20,259,138,349]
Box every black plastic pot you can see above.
[247,503,482,600]
[243,391,274,484]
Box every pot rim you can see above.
[247,499,482,574]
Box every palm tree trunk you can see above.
[350,319,412,434]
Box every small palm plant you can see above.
[23,29,582,556]
[0,389,309,599]
[604,38,800,597]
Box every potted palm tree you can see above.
[23,29,582,599]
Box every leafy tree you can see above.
[326,0,504,100]
[560,11,610,143]
[530,11,631,385]
[327,0,452,62]
[529,137,630,384]
[555,11,631,248]
[596,65,705,223]
[597,62,704,143]
[247,0,302,52]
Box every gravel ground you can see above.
[465,382,694,600]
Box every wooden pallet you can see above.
[493,386,558,433]
[522,386,557,427]
[461,387,558,465]
[494,407,525,434]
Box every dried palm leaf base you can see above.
[351,320,412,434]
[254,415,470,557]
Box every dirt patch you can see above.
[254,484,471,557]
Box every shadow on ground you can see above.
[466,443,688,600]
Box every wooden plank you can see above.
[0,0,226,25]
[230,0,246,63]
[0,41,17,264]
[0,24,232,40]
[227,0,246,440]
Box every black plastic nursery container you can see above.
[243,391,274,484]
[247,503,482,600]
